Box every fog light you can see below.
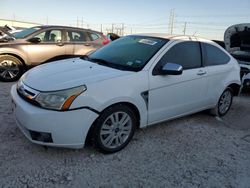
[30,130,53,143]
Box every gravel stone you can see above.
[1,82,250,187]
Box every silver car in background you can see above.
[0,25,110,81]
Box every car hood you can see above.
[21,58,133,91]
[224,23,250,52]
[0,38,24,45]
[224,23,250,62]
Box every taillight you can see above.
[102,35,110,45]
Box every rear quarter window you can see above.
[202,43,230,66]
[89,32,100,41]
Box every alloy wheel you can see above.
[218,89,232,115]
[0,60,20,80]
[100,111,132,149]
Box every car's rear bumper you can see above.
[11,84,99,149]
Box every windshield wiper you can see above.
[80,56,114,67]
[80,56,135,71]
[90,58,112,65]
[80,55,90,60]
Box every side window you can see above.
[89,32,100,41]
[202,43,230,66]
[156,41,201,71]
[66,30,90,42]
[34,30,62,42]
[34,32,46,41]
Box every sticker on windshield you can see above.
[138,39,157,45]
[135,60,142,64]
[126,61,133,66]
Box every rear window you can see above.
[89,33,100,41]
[202,43,230,66]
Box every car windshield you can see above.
[13,27,41,39]
[88,36,168,71]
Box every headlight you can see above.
[35,85,86,110]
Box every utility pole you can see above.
[122,23,124,36]
[100,24,103,33]
[111,23,114,33]
[183,22,187,35]
[168,9,175,35]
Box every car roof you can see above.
[132,33,215,43]
[132,33,225,51]
[132,33,195,40]
[36,25,102,34]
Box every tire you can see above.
[0,55,24,82]
[210,88,233,117]
[92,104,136,153]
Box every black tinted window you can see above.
[202,43,230,66]
[156,41,202,70]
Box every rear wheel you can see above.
[210,88,233,117]
[0,55,24,82]
[92,104,136,153]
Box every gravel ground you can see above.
[1,82,250,188]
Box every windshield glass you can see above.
[88,36,168,71]
[13,27,41,39]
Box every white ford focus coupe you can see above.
[11,34,241,153]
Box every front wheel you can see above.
[0,55,24,82]
[92,104,136,153]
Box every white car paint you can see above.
[11,34,241,149]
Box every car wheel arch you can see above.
[85,101,141,145]
[227,83,241,96]
[0,53,26,67]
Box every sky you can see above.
[1,0,250,40]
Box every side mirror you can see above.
[28,37,41,43]
[160,63,183,75]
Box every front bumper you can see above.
[11,85,99,149]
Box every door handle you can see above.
[56,42,64,47]
[197,70,207,76]
[84,43,91,46]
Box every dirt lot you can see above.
[0,82,250,188]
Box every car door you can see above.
[200,42,232,105]
[148,40,209,124]
[26,29,66,65]
[65,29,95,56]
